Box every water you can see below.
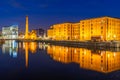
[0,40,120,80]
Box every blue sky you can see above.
[0,0,120,31]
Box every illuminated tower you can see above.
[25,16,29,39]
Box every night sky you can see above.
[0,0,120,31]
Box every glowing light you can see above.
[66,48,68,52]
[108,35,110,38]
[113,35,116,38]
[84,50,86,55]
[114,52,116,57]
[74,49,76,53]
[107,54,110,58]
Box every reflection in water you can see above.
[46,45,120,73]
[2,41,120,73]
[29,42,37,53]
[23,42,37,68]
[25,42,29,68]
[23,42,37,54]
[2,40,37,68]
[38,42,47,50]
[2,40,18,58]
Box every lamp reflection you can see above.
[47,45,120,73]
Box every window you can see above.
[82,36,84,39]
[82,28,84,31]
[101,31,103,34]
[91,24,93,26]
[101,26,103,29]
[101,60,103,63]
[91,31,93,34]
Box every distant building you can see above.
[29,30,37,39]
[33,28,45,37]
[2,25,18,39]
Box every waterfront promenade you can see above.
[16,39,120,49]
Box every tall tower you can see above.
[25,16,29,39]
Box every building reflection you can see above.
[47,45,120,73]
[25,42,29,68]
[29,42,37,53]
[2,41,37,67]
[2,40,18,58]
[23,42,37,53]
[23,42,37,68]
[2,41,120,72]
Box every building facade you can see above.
[80,16,120,41]
[47,28,53,39]
[47,23,80,40]
[47,16,120,41]
[2,25,18,39]
[29,30,37,39]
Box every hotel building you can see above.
[47,16,120,41]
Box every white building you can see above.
[2,25,18,39]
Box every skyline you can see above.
[0,0,120,31]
